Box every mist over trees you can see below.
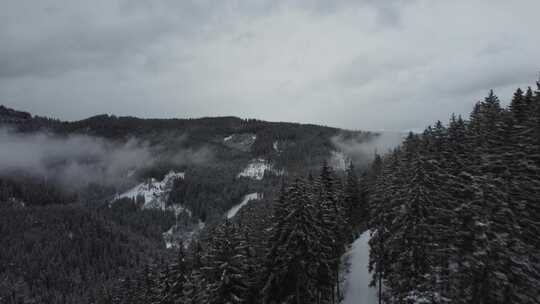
[2,79,540,304]
[0,108,375,303]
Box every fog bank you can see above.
[0,128,211,191]
[332,132,404,167]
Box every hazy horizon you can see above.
[1,1,539,132]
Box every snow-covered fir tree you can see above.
[366,83,540,304]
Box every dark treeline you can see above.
[0,104,376,304]
[6,80,540,304]
[1,105,368,175]
[0,175,76,206]
[367,82,540,303]
[110,162,368,304]
[0,204,168,304]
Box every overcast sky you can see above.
[1,0,538,131]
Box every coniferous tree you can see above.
[262,178,328,304]
[202,220,250,304]
[181,242,209,304]
[366,85,540,304]
[344,162,364,229]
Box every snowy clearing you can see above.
[238,159,274,180]
[163,220,206,249]
[342,231,378,304]
[115,171,185,213]
[222,133,257,151]
[226,193,260,219]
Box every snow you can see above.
[115,170,203,249]
[226,193,260,219]
[273,141,281,153]
[222,133,258,151]
[330,150,349,171]
[163,220,206,249]
[115,171,186,212]
[342,231,378,304]
[238,159,273,180]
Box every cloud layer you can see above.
[332,132,405,167]
[0,128,211,191]
[1,0,538,131]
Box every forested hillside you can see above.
[106,162,366,304]
[0,107,374,303]
[0,204,168,303]
[366,82,540,303]
[3,81,540,303]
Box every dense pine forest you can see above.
[2,1,538,303]
[0,105,371,303]
[108,81,540,304]
[101,161,364,304]
[367,83,540,303]
[2,81,540,303]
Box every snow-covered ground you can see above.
[226,192,260,219]
[237,159,285,180]
[115,171,185,212]
[222,133,257,151]
[114,170,204,249]
[273,141,281,153]
[238,159,276,180]
[342,231,378,304]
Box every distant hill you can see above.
[0,105,381,303]
[0,104,375,173]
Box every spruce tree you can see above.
[202,220,249,304]
[344,162,364,228]
[262,178,327,304]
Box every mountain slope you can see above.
[0,204,167,303]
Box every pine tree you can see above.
[160,248,188,304]
[510,88,527,124]
[202,220,249,304]
[344,162,364,228]
[315,162,349,302]
[181,242,209,304]
[366,84,540,304]
[262,178,327,304]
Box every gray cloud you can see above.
[332,132,405,167]
[0,128,153,190]
[0,0,538,131]
[0,128,212,191]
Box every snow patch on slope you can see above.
[238,159,284,180]
[273,141,281,153]
[163,220,206,249]
[342,231,378,304]
[330,150,349,171]
[226,193,261,219]
[222,133,257,151]
[238,159,272,180]
[114,170,203,250]
[115,171,186,213]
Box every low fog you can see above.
[0,128,211,191]
[332,131,405,167]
